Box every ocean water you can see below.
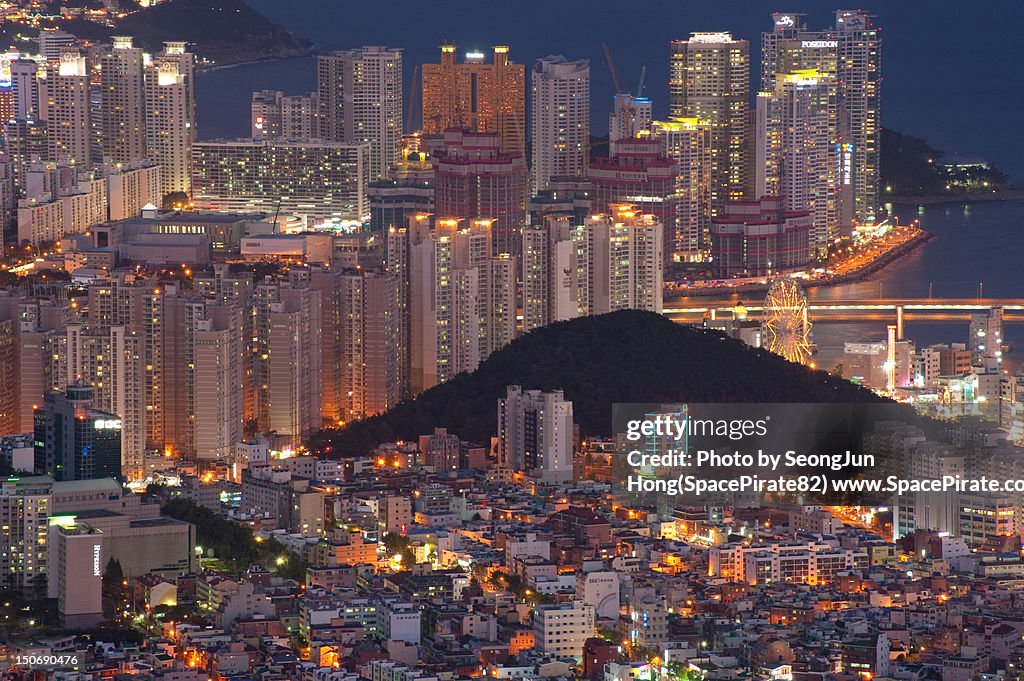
[196,0,1024,179]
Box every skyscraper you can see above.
[652,118,712,261]
[755,70,837,254]
[762,11,881,227]
[574,206,664,316]
[669,33,749,215]
[34,385,122,482]
[10,58,40,120]
[522,216,578,333]
[406,218,515,393]
[530,56,590,194]
[99,37,147,164]
[432,128,526,257]
[317,46,403,180]
[339,269,401,421]
[421,44,526,155]
[44,49,91,165]
[145,41,195,197]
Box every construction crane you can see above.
[636,65,647,99]
[602,43,624,95]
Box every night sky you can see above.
[229,1,1024,180]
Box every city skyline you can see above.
[0,2,1023,677]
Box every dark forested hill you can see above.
[309,310,884,457]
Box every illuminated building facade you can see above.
[669,33,750,215]
[522,216,578,333]
[762,11,881,228]
[191,139,370,226]
[574,206,664,315]
[251,89,319,140]
[709,196,813,278]
[432,128,526,257]
[530,56,590,194]
[421,44,525,155]
[317,46,403,180]
[608,93,652,154]
[44,49,91,166]
[34,385,122,482]
[99,37,147,165]
[588,137,677,263]
[755,70,837,254]
[651,118,711,260]
[144,41,196,196]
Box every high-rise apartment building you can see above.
[521,216,578,333]
[652,118,712,261]
[498,385,574,483]
[669,33,749,215]
[762,11,881,227]
[755,70,837,254]
[530,56,590,194]
[421,44,525,155]
[44,49,91,165]
[253,279,322,447]
[432,128,526,257]
[191,139,371,226]
[251,89,319,140]
[588,137,677,258]
[403,218,515,393]
[144,41,195,196]
[0,476,51,597]
[99,37,147,164]
[574,206,664,316]
[339,269,401,421]
[317,46,403,180]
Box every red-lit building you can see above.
[589,138,678,262]
[432,128,526,258]
[583,638,620,679]
[709,196,812,278]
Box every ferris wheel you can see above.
[761,279,813,365]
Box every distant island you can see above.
[880,128,1020,203]
[2,0,311,67]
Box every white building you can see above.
[316,46,403,180]
[497,385,574,483]
[522,216,578,333]
[47,521,105,628]
[145,42,195,196]
[106,161,162,221]
[609,94,652,153]
[756,70,837,255]
[530,56,590,193]
[575,208,663,315]
[576,570,619,620]
[533,602,595,660]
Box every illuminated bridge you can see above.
[664,298,1024,325]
